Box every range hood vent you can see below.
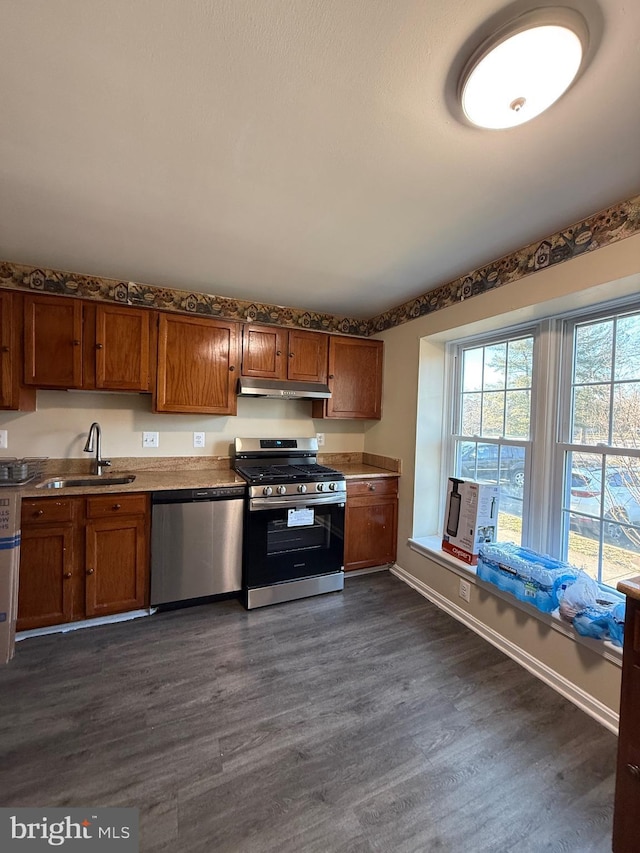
[237,377,331,400]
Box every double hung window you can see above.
[446,300,640,589]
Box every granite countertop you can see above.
[617,576,640,602]
[19,454,401,497]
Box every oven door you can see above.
[244,494,345,587]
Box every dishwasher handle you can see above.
[152,486,246,504]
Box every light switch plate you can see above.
[142,431,159,448]
[316,433,325,447]
[0,430,7,449]
[193,432,205,448]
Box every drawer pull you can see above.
[627,764,640,779]
[86,568,95,575]
[72,339,81,346]
[35,509,44,517]
[95,343,104,350]
[63,572,72,579]
[112,503,121,510]
[369,483,376,491]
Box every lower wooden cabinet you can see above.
[613,592,640,851]
[18,493,150,630]
[344,477,398,571]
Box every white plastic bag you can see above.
[558,570,599,621]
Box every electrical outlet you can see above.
[459,579,471,603]
[0,430,7,450]
[142,431,159,448]
[316,433,325,447]
[193,432,205,448]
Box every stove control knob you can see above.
[263,486,273,496]
[317,482,325,492]
[297,484,307,494]
[328,482,336,491]
[277,485,287,495]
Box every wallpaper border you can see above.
[1,193,639,338]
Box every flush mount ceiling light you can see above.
[459,8,589,129]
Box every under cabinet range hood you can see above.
[237,377,332,399]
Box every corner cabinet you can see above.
[613,591,640,851]
[313,337,383,420]
[17,493,150,630]
[241,324,328,384]
[23,295,152,392]
[344,477,398,571]
[154,313,240,415]
[0,291,36,411]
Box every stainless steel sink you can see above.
[37,475,137,489]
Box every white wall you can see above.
[364,232,640,721]
[0,392,367,460]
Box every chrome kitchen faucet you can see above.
[83,422,112,476]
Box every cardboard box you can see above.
[0,490,21,664]
[442,478,499,565]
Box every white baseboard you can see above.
[391,564,619,735]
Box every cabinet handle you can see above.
[86,568,94,575]
[627,764,640,779]
[276,350,282,356]
[35,509,44,517]
[112,503,121,510]
[95,343,103,350]
[1,345,9,353]
[368,483,376,491]
[63,572,72,579]
[289,352,294,358]
[229,365,235,372]
[72,340,81,346]
[328,374,334,379]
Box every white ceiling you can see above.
[1,0,639,320]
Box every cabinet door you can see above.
[344,479,398,571]
[613,597,640,851]
[23,294,83,388]
[155,314,239,414]
[287,330,328,383]
[95,304,151,391]
[0,291,35,410]
[313,337,383,419]
[17,524,75,630]
[85,515,148,617]
[241,324,287,379]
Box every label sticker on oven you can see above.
[288,508,314,527]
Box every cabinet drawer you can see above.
[21,499,75,524]
[86,493,148,519]
[346,477,398,498]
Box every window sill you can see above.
[408,535,623,667]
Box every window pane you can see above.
[506,338,533,389]
[614,315,640,381]
[505,390,531,439]
[461,392,481,435]
[574,320,613,383]
[462,348,483,392]
[483,344,506,390]
[497,488,523,546]
[571,385,611,444]
[481,391,505,437]
[612,383,640,448]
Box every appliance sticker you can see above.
[288,508,314,527]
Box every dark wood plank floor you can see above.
[0,573,617,852]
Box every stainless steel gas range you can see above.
[233,437,346,609]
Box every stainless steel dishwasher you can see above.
[150,485,245,607]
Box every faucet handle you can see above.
[99,459,112,469]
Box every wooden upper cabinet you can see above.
[154,313,240,414]
[24,294,84,388]
[241,325,328,384]
[0,291,35,410]
[23,294,152,392]
[313,336,383,420]
[93,304,151,391]
[287,330,328,383]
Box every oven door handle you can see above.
[249,495,345,511]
